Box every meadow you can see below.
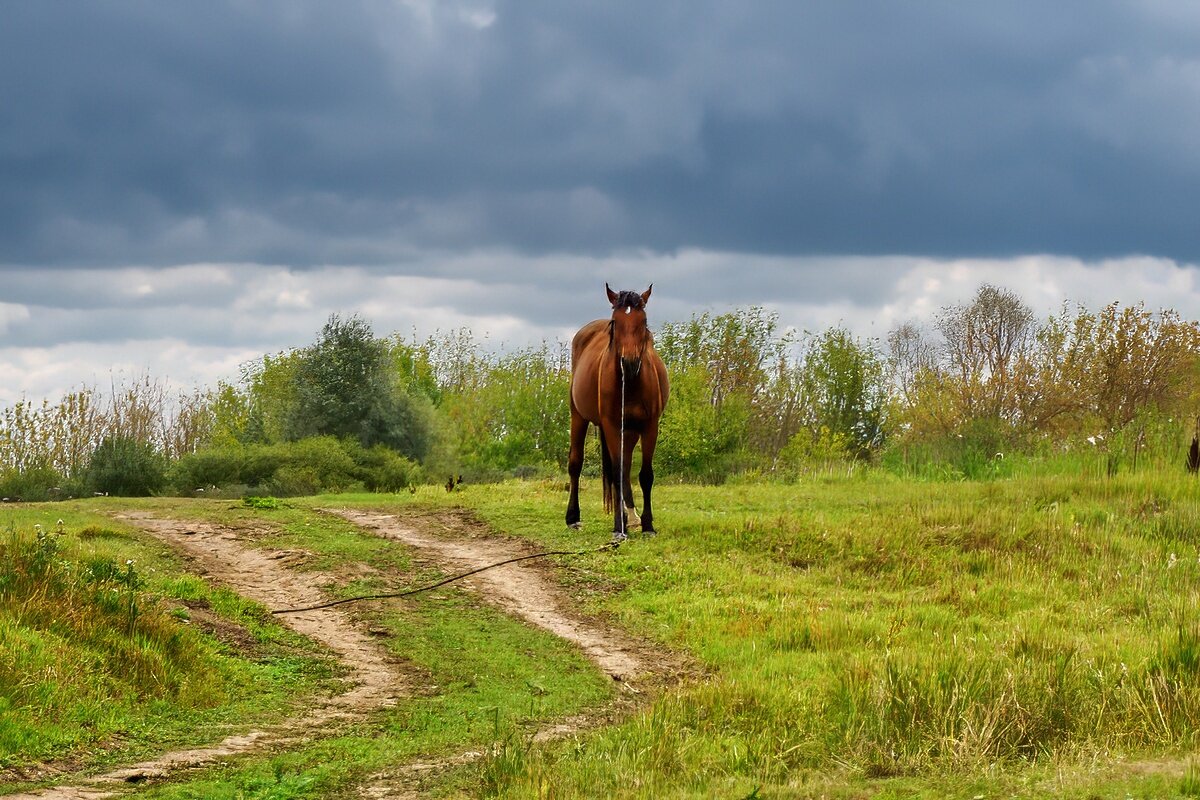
[2,466,1200,798]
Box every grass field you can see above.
[3,470,1200,798]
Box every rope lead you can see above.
[271,540,619,615]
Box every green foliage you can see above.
[655,364,747,481]
[86,436,166,496]
[343,441,422,492]
[0,465,71,502]
[168,437,420,497]
[800,326,888,458]
[285,315,433,460]
[777,425,853,477]
[243,496,280,509]
[454,344,571,474]
[883,416,1014,480]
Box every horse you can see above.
[565,283,670,539]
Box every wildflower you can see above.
[1087,436,1096,445]
[1168,552,1178,569]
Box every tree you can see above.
[286,315,433,460]
[799,327,889,459]
[1088,302,1200,430]
[935,283,1034,422]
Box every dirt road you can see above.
[4,506,668,799]
[5,512,409,800]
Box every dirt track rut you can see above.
[5,512,408,800]
[5,507,663,799]
[324,508,646,682]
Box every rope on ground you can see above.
[271,540,620,615]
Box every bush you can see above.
[166,448,254,492]
[265,465,324,497]
[168,437,420,497]
[0,466,72,502]
[777,426,856,479]
[348,442,421,492]
[86,437,167,496]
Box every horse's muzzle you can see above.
[621,356,642,378]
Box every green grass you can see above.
[300,473,1200,798]
[0,504,335,791]
[56,496,614,799]
[7,470,1200,798]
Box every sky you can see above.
[5,1,1200,406]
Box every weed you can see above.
[243,496,281,510]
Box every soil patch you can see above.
[327,507,689,800]
[323,508,657,683]
[4,512,411,800]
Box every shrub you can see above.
[86,437,167,496]
[0,466,70,502]
[348,442,421,492]
[265,465,324,497]
[169,437,419,497]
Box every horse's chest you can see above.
[617,398,655,427]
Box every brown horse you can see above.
[565,284,669,538]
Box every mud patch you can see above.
[172,598,263,660]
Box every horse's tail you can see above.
[598,428,615,513]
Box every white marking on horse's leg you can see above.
[624,503,642,529]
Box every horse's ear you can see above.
[641,285,653,305]
[606,283,618,307]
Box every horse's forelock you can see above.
[613,290,645,311]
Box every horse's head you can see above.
[606,283,652,377]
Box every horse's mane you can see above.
[612,290,645,310]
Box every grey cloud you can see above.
[5,2,1200,266]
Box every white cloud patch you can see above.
[2,254,1199,408]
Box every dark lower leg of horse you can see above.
[565,449,583,527]
[566,415,588,529]
[565,474,582,528]
[620,442,639,528]
[612,499,627,538]
[639,464,655,534]
[598,429,615,513]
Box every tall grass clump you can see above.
[0,524,223,765]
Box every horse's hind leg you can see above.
[598,427,615,513]
[565,410,588,529]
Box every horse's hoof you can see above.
[641,528,657,537]
[567,522,582,530]
[611,531,628,543]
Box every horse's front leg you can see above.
[601,420,629,538]
[639,420,659,534]
[621,432,642,530]
[565,410,588,529]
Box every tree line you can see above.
[2,284,1198,498]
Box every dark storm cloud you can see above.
[5,1,1200,265]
